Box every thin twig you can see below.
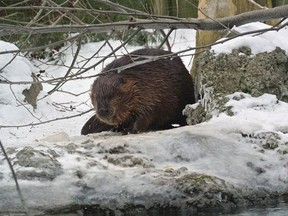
[9,85,42,122]
[0,140,31,216]
[0,47,22,73]
[93,0,147,14]
[0,5,180,20]
[75,31,115,67]
[248,0,266,9]
[48,35,83,95]
[0,32,82,56]
[73,28,143,77]
[158,29,174,50]
[54,89,89,97]
[26,0,47,27]
[0,108,93,128]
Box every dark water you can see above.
[200,201,288,216]
[48,202,288,216]
[88,202,288,216]
[1,202,288,216]
[217,202,288,216]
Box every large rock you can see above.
[185,47,288,124]
[14,146,62,181]
[199,47,288,101]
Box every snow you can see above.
[1,23,288,213]
[225,93,288,132]
[212,22,288,55]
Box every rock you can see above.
[183,103,209,125]
[105,154,154,168]
[66,143,78,154]
[184,96,232,125]
[175,173,240,211]
[277,141,288,155]
[198,47,288,102]
[14,146,62,181]
[185,47,288,125]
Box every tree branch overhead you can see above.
[0,5,287,36]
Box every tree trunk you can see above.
[191,0,277,100]
[192,0,236,99]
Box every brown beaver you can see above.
[81,48,195,135]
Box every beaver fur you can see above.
[81,48,195,135]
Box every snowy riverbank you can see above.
[1,23,288,215]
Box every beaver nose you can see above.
[98,108,109,117]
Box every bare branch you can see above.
[248,0,266,9]
[26,0,48,27]
[93,0,148,14]
[48,36,83,95]
[0,6,180,21]
[0,108,93,128]
[158,29,174,50]
[0,33,82,55]
[0,5,287,37]
[72,28,143,77]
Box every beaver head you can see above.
[91,73,139,126]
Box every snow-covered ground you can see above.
[1,22,288,214]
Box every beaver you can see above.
[81,48,195,135]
